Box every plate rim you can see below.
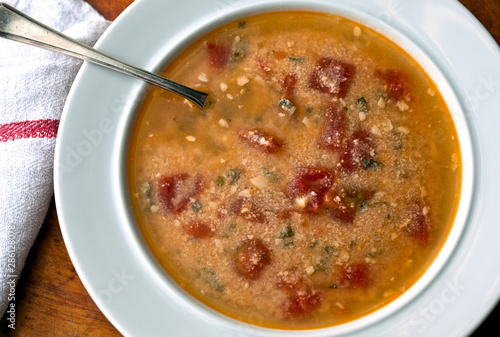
[54,0,500,336]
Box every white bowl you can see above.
[54,0,500,336]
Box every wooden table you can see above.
[2,0,499,336]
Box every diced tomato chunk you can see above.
[230,198,267,223]
[256,57,272,75]
[324,189,356,223]
[277,209,296,220]
[274,50,287,59]
[324,187,374,223]
[235,238,271,279]
[308,57,355,98]
[377,69,409,100]
[186,221,214,238]
[206,42,231,69]
[406,200,431,244]
[320,105,346,151]
[339,129,376,172]
[337,263,370,288]
[282,73,297,97]
[286,168,335,214]
[239,129,284,153]
[157,174,203,214]
[276,267,302,290]
[282,289,322,318]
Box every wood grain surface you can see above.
[1,0,499,336]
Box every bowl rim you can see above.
[117,1,475,334]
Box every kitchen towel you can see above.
[0,0,109,315]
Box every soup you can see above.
[128,11,461,329]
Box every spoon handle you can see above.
[0,3,208,108]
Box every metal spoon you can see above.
[0,2,208,109]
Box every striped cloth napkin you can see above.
[0,0,109,315]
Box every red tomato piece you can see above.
[275,267,302,290]
[277,209,292,220]
[186,221,214,238]
[206,42,231,69]
[320,105,346,151]
[339,129,376,172]
[274,50,287,59]
[324,189,357,223]
[286,168,335,214]
[235,238,271,279]
[282,73,297,97]
[282,289,322,318]
[377,69,409,100]
[337,263,370,288]
[406,200,431,244]
[239,129,284,153]
[157,174,203,214]
[324,187,374,223]
[230,198,267,223]
[256,57,272,76]
[308,57,355,98]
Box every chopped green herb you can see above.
[356,97,369,111]
[310,241,318,248]
[140,181,151,199]
[350,240,356,248]
[261,167,281,182]
[257,42,264,49]
[362,158,383,170]
[223,223,237,238]
[173,116,178,121]
[359,200,368,210]
[216,176,225,187]
[324,245,336,255]
[231,48,245,62]
[279,225,295,248]
[279,225,294,239]
[191,200,202,213]
[328,284,338,289]
[392,132,403,150]
[278,98,296,115]
[367,201,388,208]
[205,98,216,109]
[315,257,329,272]
[238,21,246,29]
[393,142,403,150]
[306,107,313,114]
[267,85,280,94]
[288,57,304,63]
[227,169,241,184]
[200,268,225,292]
[343,106,349,112]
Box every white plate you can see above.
[54,0,500,336]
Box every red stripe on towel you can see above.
[0,119,60,142]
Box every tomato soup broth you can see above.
[128,12,461,329]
